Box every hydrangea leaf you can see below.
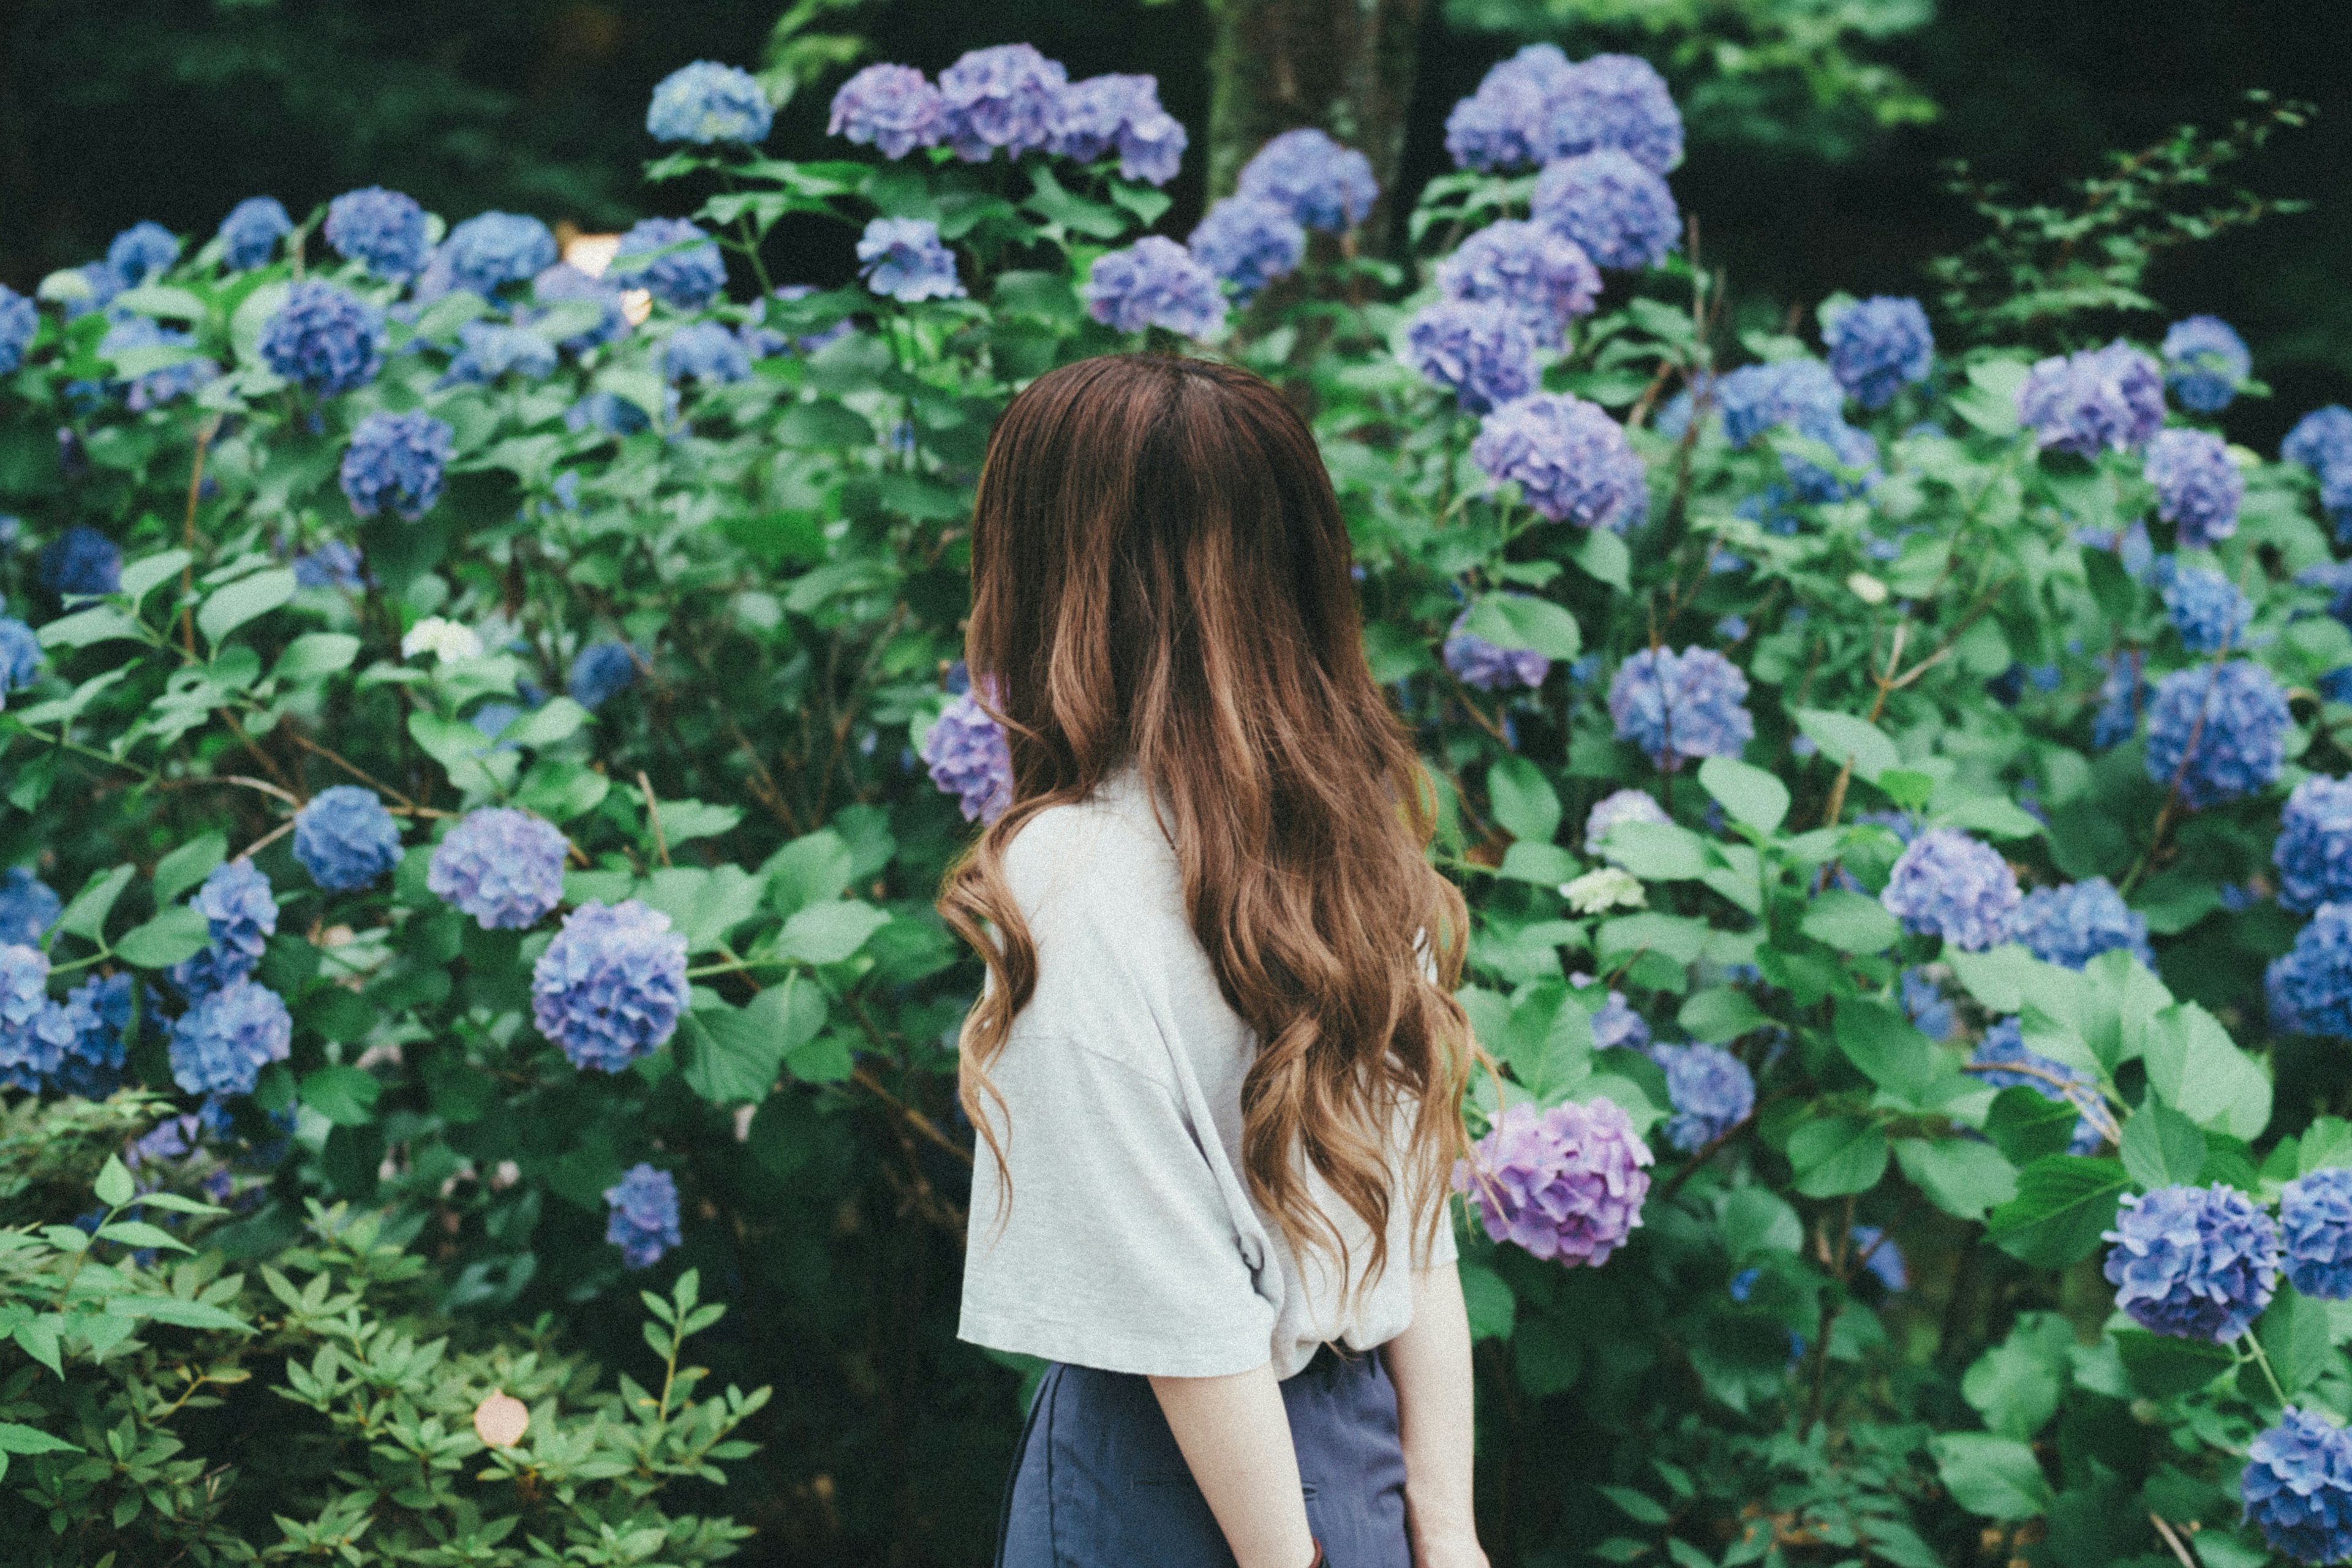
[1461,593,1580,660]
[1985,1155,2128,1267]
[2120,1103,2209,1192]
[197,567,297,649]
[1930,1432,2054,1520]
[778,900,890,966]
[2111,1329,2234,1399]
[1800,891,1901,954]
[1833,998,1937,1102]
[1570,529,1630,592]
[1676,987,1769,1044]
[1792,709,1898,783]
[2299,1116,2352,1175]
[299,1065,381,1128]
[1487,756,1561,845]
[271,633,362,684]
[679,1003,790,1106]
[118,549,192,606]
[36,605,141,650]
[1498,841,1578,886]
[150,834,225,910]
[114,905,209,969]
[1697,756,1788,834]
[1961,1312,2073,1441]
[1596,913,1708,967]
[56,864,134,944]
[1788,1114,1888,1197]
[1717,1186,1803,1259]
[1894,1136,2018,1219]
[1601,821,1711,882]
[1458,1262,1515,1342]
[2144,1002,2271,1139]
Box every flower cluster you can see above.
[1442,606,1548,692]
[2281,1168,2352,1300]
[827,52,1185,187]
[1187,197,1305,304]
[857,219,964,304]
[1823,296,1934,410]
[1608,646,1752,768]
[1969,1018,2107,1155]
[828,64,942,159]
[2144,427,2244,547]
[612,218,726,312]
[2269,903,2352,1039]
[2143,660,2289,808]
[2016,341,2165,457]
[1530,150,1678,271]
[435,212,557,300]
[167,979,292,1097]
[531,262,630,352]
[646,60,772,145]
[938,43,1066,162]
[293,787,403,892]
[530,900,690,1072]
[0,868,59,947]
[1654,1042,1753,1152]
[922,689,1014,824]
[2008,878,2153,971]
[2101,1182,2278,1343]
[662,320,752,385]
[2286,405,2352,537]
[108,221,179,284]
[2243,1408,2352,1566]
[2160,314,2250,414]
[441,320,556,387]
[1443,45,1683,176]
[1443,44,1573,172]
[1404,300,1536,415]
[428,809,568,930]
[40,526,120,596]
[605,1163,682,1268]
[171,859,278,998]
[1047,73,1185,185]
[1436,221,1600,345]
[1238,128,1379,232]
[2160,563,2250,654]
[1082,238,1226,338]
[568,641,641,711]
[1470,393,1645,530]
[99,317,217,410]
[1880,829,2018,952]
[0,945,71,1092]
[2278,777,2352,913]
[341,411,453,521]
[260,282,385,398]
[216,196,290,271]
[1452,1097,1653,1265]
[325,186,430,278]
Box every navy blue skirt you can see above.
[995,1344,1411,1568]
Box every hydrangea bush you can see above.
[0,35,2349,1567]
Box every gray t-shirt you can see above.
[956,763,1458,1381]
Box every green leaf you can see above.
[151,834,227,908]
[1986,1156,2128,1267]
[1833,998,1937,1102]
[1496,840,1578,886]
[106,1295,251,1333]
[1894,1136,2018,1219]
[1486,756,1561,845]
[1023,166,1128,239]
[95,1221,191,1253]
[2261,1283,2334,1396]
[2301,1116,2352,1174]
[778,900,891,965]
[1570,529,1630,591]
[1801,891,1901,954]
[1931,1434,2053,1521]
[1945,944,2048,1015]
[13,1317,60,1379]
[1598,1485,1670,1525]
[1962,1313,2073,1439]
[652,799,743,845]
[2120,1103,2209,1191]
[1793,709,1899,783]
[271,633,362,682]
[504,698,589,750]
[1934,794,2046,840]
[1787,1115,1889,1197]
[197,567,298,648]
[762,831,856,914]
[1600,821,1709,881]
[57,865,135,943]
[300,1066,382,1127]
[680,1000,794,1106]
[2143,1002,2271,1139]
[2113,1329,2234,1398]
[113,905,211,969]
[119,549,192,605]
[1983,1086,2089,1165]
[1460,593,1580,660]
[37,605,143,650]
[1595,913,1709,966]
[1676,987,1769,1044]
[93,1155,134,1208]
[776,398,875,449]
[1696,756,1788,834]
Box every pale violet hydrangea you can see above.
[1714,358,1844,447]
[1050,74,1186,186]
[2144,426,2244,548]
[1471,393,1645,530]
[2269,904,2352,1039]
[167,978,292,1097]
[1442,606,1548,692]
[647,61,773,145]
[612,218,726,312]
[1585,788,1669,857]
[2277,777,2352,913]
[1608,646,1752,768]
[1880,828,2017,952]
[1531,149,1678,271]
[2161,564,2251,654]
[1545,52,1683,175]
[0,944,69,1093]
[1187,197,1305,304]
[1436,221,1600,344]
[1452,1097,1653,1265]
[2016,341,2165,457]
[0,869,58,947]
[293,786,403,892]
[662,320,752,385]
[828,64,943,159]
[1823,296,1934,410]
[1237,128,1379,232]
[341,411,453,521]
[107,221,179,285]
[1081,238,1226,338]
[440,320,557,387]
[1654,1042,1752,1152]
[937,44,1066,162]
[2285,406,2352,483]
[1444,45,1575,172]
[439,212,558,299]
[1404,300,1537,415]
[605,1163,682,1267]
[2101,1182,2278,1343]
[2280,1169,2352,1301]
[2143,660,2289,808]
[2161,315,2250,415]
[2008,878,2154,971]
[324,187,429,279]
[856,219,964,304]
[428,809,568,930]
[260,282,385,397]
[922,688,1012,824]
[2242,1408,2352,1566]
[216,197,291,271]
[530,900,690,1071]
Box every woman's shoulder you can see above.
[1001,771,1180,917]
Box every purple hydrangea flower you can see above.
[856,218,963,304]
[1444,45,1575,172]
[647,61,773,145]
[605,1163,682,1267]
[99,315,219,410]
[1470,392,1646,530]
[259,282,385,397]
[1050,74,1186,186]
[1823,296,1934,410]
[2285,407,2352,479]
[1237,127,1379,232]
[1608,646,1753,769]
[937,44,1068,162]
[2017,341,2166,458]
[1452,1097,1654,1265]
[2144,427,2244,548]
[293,786,403,892]
[2243,1408,2352,1566]
[107,221,179,285]
[661,321,753,386]
[324,187,430,279]
[2009,877,2154,971]
[828,63,943,158]
[1436,220,1600,344]
[1081,237,1227,338]
[2278,777,2352,914]
[1881,829,2018,952]
[2143,660,2289,808]
[428,809,568,930]
[0,869,59,947]
[1442,606,1548,692]
[530,900,690,1071]
[2281,1168,2352,1300]
[612,217,726,312]
[439,212,558,299]
[40,526,121,597]
[216,197,291,271]
[1714,358,1844,448]
[568,641,641,711]
[921,688,1012,824]
[439,320,557,387]
[1575,974,1651,1054]
[1531,150,1678,271]
[2269,903,2352,1039]
[167,979,292,1097]
[1654,1041,1752,1152]
[1585,788,1669,857]
[341,411,453,521]
[530,262,630,352]
[2102,1182,2278,1343]
[2161,564,2251,654]
[1546,52,1683,176]
[0,285,35,374]
[1403,300,1537,415]
[567,390,653,437]
[1188,197,1306,305]
[2160,315,2250,415]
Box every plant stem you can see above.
[2244,1333,2290,1407]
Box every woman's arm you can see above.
[1149,1362,1319,1568]
[1385,1259,1490,1568]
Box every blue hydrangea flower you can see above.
[1442,606,1548,692]
[567,390,654,437]
[1187,197,1306,304]
[1050,74,1186,186]
[2009,878,2154,971]
[2102,1182,2278,1343]
[439,212,557,300]
[856,218,964,304]
[2144,426,2244,548]
[828,62,943,158]
[0,285,35,375]
[0,869,59,948]
[40,526,121,596]
[2278,778,2352,913]
[1608,646,1752,769]
[922,688,1012,824]
[2243,1408,2352,1566]
[1081,237,1226,338]
[1577,976,1650,1053]
[216,197,291,271]
[1779,421,1879,503]
[530,900,690,1072]
[0,619,39,710]
[647,60,773,145]
[1545,52,1683,175]
[1470,393,1645,530]
[2270,903,2352,1039]
[107,221,180,285]
[2280,1168,2352,1300]
[1900,968,1954,1041]
[2017,341,2166,458]
[1437,220,1600,344]
[1237,128,1379,232]
[1714,358,1844,448]
[0,944,72,1093]
[1531,149,1678,271]
[2160,315,2250,415]
[429,809,567,930]
[2285,406,2352,480]
[604,1163,682,1268]
[292,786,403,892]
[2161,564,2251,654]
[1584,788,1668,857]
[1882,829,2018,952]
[1849,1225,1907,1291]
[341,411,453,521]
[530,263,630,352]
[100,315,219,410]
[936,44,1066,162]
[1403,300,1537,415]
[167,858,277,1000]
[297,542,368,589]
[1823,296,1934,410]
[1655,1041,1752,1152]
[1445,45,1575,172]
[54,260,124,320]
[53,972,134,1099]
[260,282,385,397]
[167,979,291,1097]
[612,218,726,312]
[2143,660,2289,808]
[324,187,430,279]
[568,641,641,710]
[2092,650,2146,750]
[440,320,557,387]
[661,320,752,386]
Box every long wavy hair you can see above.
[938,352,1479,1286]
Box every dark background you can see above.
[2,0,2345,443]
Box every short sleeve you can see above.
[959,1030,1278,1377]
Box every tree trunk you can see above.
[1204,0,1431,251]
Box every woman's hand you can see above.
[1388,1261,1488,1568]
[1412,1527,1491,1568]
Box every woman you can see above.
[940,353,1490,1568]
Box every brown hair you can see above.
[937,352,1477,1286]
